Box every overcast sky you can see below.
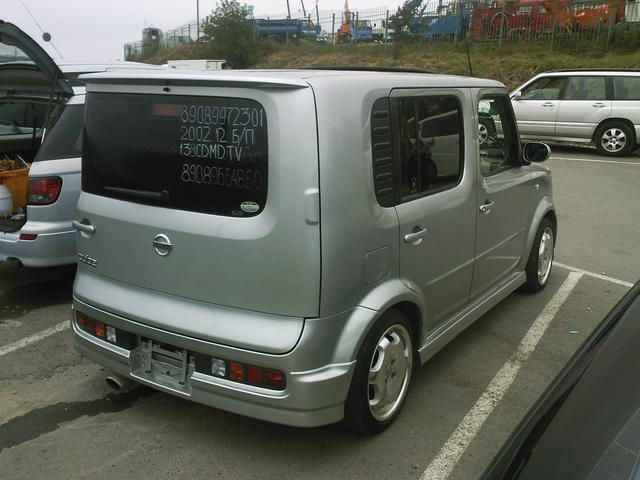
[6,0,405,61]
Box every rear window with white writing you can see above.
[82,93,268,217]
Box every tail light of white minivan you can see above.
[28,177,62,205]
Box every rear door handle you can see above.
[592,102,606,108]
[72,220,95,236]
[541,102,555,107]
[479,200,495,215]
[404,227,428,245]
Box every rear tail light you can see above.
[28,177,62,205]
[19,233,38,241]
[75,312,135,349]
[229,362,245,381]
[196,356,286,391]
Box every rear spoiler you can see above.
[79,72,310,91]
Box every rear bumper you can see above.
[71,299,365,428]
[0,224,76,267]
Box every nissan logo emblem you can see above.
[153,234,173,256]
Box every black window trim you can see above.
[478,93,523,177]
[370,97,395,208]
[389,93,466,205]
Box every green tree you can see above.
[388,0,424,58]
[201,0,257,68]
[389,1,424,42]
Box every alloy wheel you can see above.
[537,226,554,285]
[368,324,413,422]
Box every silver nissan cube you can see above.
[72,69,556,434]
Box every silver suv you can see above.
[512,69,640,157]
[72,69,556,433]
[0,21,162,266]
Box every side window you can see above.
[563,77,606,101]
[520,77,567,100]
[478,96,520,176]
[613,77,640,100]
[396,96,463,201]
[34,104,84,161]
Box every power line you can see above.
[18,0,64,59]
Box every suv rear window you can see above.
[35,104,84,161]
[83,93,268,217]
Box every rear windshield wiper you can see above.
[104,186,170,203]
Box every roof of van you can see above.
[79,69,505,90]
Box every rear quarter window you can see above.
[35,104,84,161]
[82,93,268,217]
[613,76,640,101]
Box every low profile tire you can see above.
[521,217,555,293]
[595,121,635,157]
[343,309,414,435]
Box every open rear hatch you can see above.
[0,21,72,98]
[0,21,72,231]
[75,74,320,354]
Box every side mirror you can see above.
[511,91,522,101]
[523,142,551,163]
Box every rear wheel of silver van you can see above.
[595,121,635,157]
[344,310,414,434]
[521,217,555,293]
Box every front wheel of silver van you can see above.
[343,310,414,434]
[521,218,555,293]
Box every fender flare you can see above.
[326,278,426,365]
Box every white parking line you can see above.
[554,262,634,288]
[551,156,640,166]
[0,321,69,357]
[420,271,583,480]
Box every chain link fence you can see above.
[124,1,640,59]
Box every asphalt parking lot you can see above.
[1,145,639,480]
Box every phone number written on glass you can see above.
[178,104,265,163]
[181,164,264,190]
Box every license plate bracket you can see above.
[131,338,193,394]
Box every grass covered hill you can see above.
[142,42,640,91]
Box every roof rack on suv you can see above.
[547,68,640,73]
[307,66,435,74]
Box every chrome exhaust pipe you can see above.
[105,373,137,392]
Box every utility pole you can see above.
[196,0,200,40]
[286,0,292,18]
[301,0,307,17]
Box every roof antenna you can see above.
[464,34,474,77]
[19,0,64,59]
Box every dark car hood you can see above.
[0,20,72,99]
